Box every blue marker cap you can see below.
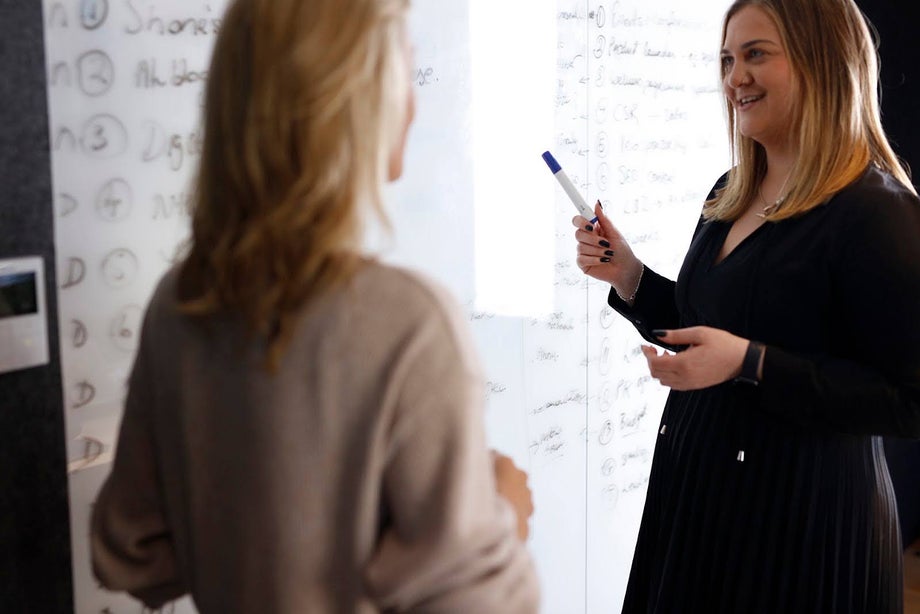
[541,151,561,174]
[542,149,597,222]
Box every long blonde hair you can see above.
[705,0,915,221]
[179,0,411,368]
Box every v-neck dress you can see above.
[609,166,920,614]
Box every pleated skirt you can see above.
[621,384,903,614]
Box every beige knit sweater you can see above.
[91,261,539,613]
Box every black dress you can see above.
[611,165,920,614]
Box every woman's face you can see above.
[721,5,796,152]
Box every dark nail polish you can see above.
[604,250,614,257]
[600,257,611,263]
[585,224,594,232]
[596,199,603,209]
[652,329,667,337]
[599,240,611,248]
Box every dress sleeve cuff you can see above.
[757,345,811,420]
[606,266,682,351]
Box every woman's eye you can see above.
[720,56,733,68]
[747,48,764,59]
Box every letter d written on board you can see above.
[61,257,86,289]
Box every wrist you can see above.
[613,259,644,306]
[734,340,765,385]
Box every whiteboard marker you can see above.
[541,151,598,223]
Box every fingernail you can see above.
[652,329,667,337]
[585,224,594,232]
[599,240,611,248]
[596,200,603,209]
[604,250,614,257]
[600,257,611,263]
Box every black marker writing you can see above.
[77,50,115,96]
[152,192,191,220]
[47,3,68,28]
[101,248,139,289]
[124,0,221,37]
[80,0,109,30]
[61,258,86,289]
[95,178,134,222]
[53,127,78,152]
[142,121,203,171]
[73,380,96,409]
[72,319,88,348]
[50,62,72,87]
[109,305,142,352]
[58,193,79,217]
[80,114,129,158]
[598,420,614,445]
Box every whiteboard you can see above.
[42,0,730,612]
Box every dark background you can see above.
[858,1,920,551]
[0,0,72,612]
[0,1,916,611]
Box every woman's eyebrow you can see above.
[722,38,780,54]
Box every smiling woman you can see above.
[720,7,795,166]
[571,0,920,612]
[708,0,912,223]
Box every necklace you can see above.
[756,170,792,219]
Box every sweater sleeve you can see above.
[364,293,540,613]
[757,184,920,437]
[90,299,187,608]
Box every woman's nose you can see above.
[727,64,752,88]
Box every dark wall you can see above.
[861,2,920,186]
[859,0,920,548]
[0,0,73,612]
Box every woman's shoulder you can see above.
[706,170,732,201]
[355,260,465,316]
[147,260,468,330]
[351,260,474,342]
[144,265,182,322]
[830,165,920,215]
[347,260,481,370]
[822,165,920,253]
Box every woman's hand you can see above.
[491,452,534,541]
[572,201,642,298]
[641,327,749,391]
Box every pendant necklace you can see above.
[756,170,792,219]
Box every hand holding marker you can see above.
[541,151,598,223]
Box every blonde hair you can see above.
[179,0,411,368]
[706,0,915,221]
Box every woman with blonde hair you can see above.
[573,0,920,611]
[90,0,539,612]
